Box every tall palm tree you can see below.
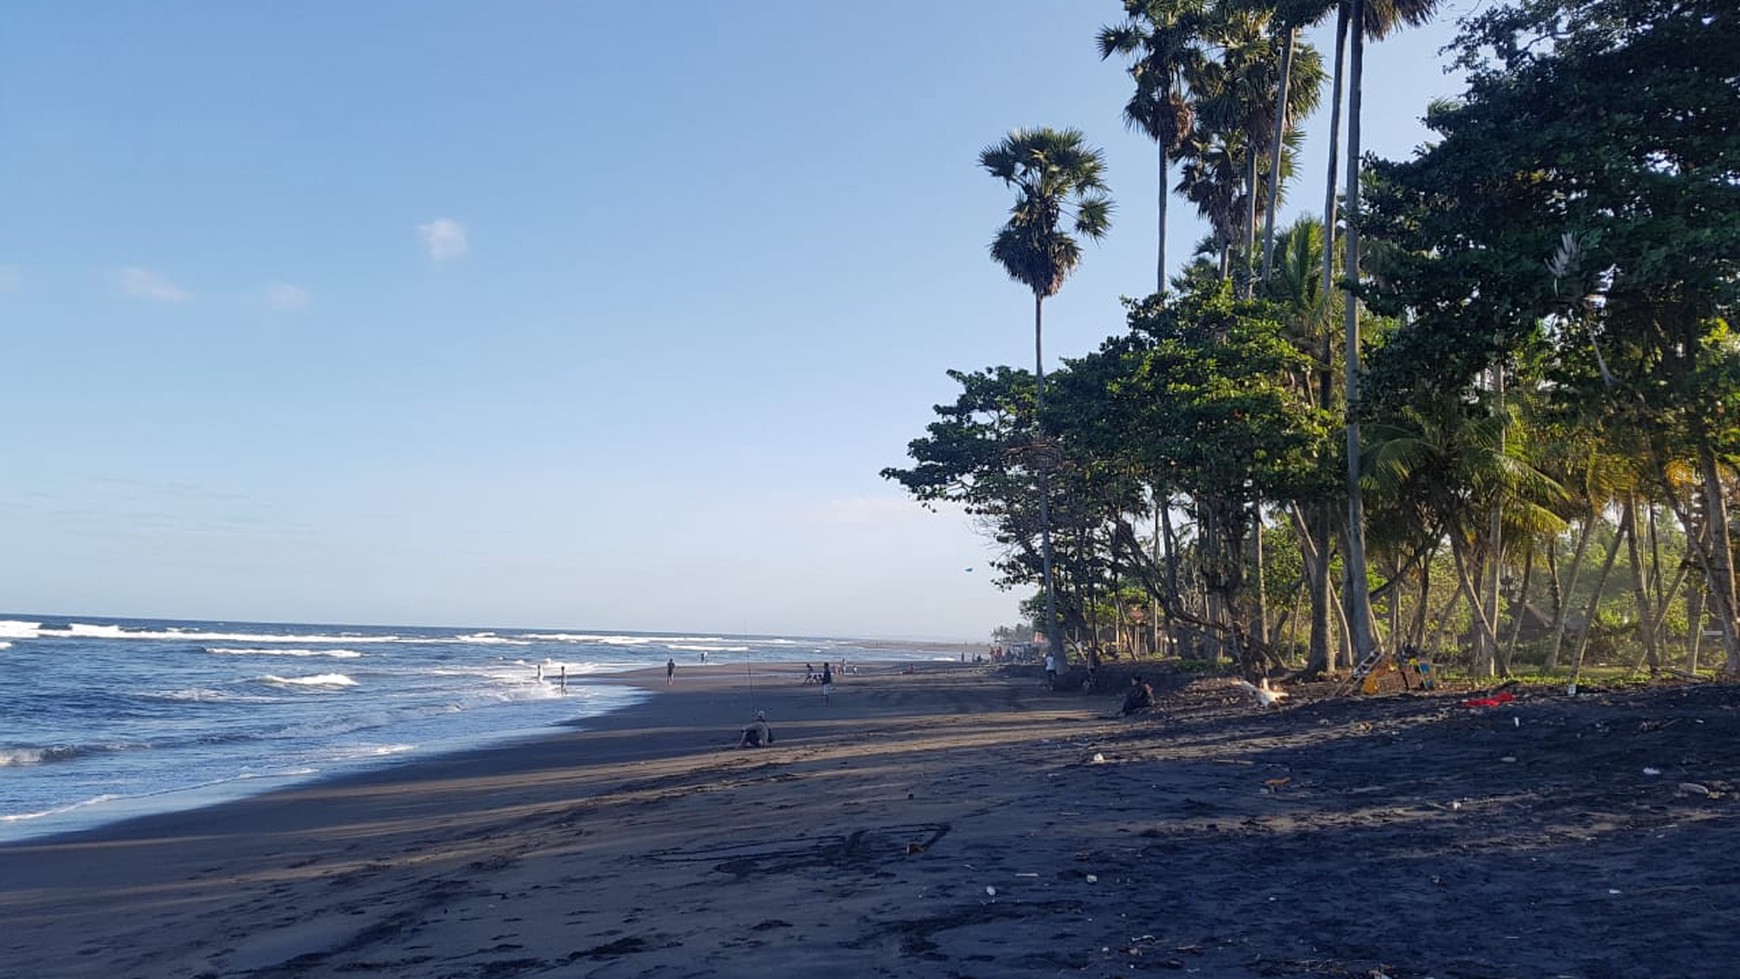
[1267,217,1342,674]
[1339,0,1443,665]
[1098,0,1208,295]
[980,127,1113,665]
[1189,7,1323,296]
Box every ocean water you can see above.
[0,615,945,843]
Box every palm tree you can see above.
[1338,0,1443,666]
[1189,7,1323,296]
[1267,217,1342,674]
[1365,392,1566,675]
[980,127,1113,665]
[1098,0,1208,295]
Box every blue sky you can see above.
[0,2,1473,640]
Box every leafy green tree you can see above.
[1071,279,1336,662]
[978,127,1113,662]
[1363,0,1740,670]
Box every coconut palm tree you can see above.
[1339,0,1445,665]
[1189,7,1323,296]
[980,127,1113,665]
[1098,0,1209,295]
[1267,217,1343,674]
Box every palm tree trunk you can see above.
[1501,541,1534,675]
[1696,443,1740,673]
[1409,547,1433,649]
[1253,504,1269,646]
[1340,0,1375,667]
[1034,292,1064,667]
[1623,494,1661,670]
[1318,3,1349,303]
[1157,144,1170,295]
[1450,531,1505,661]
[1261,27,1298,285]
[1479,365,1505,675]
[1546,514,1597,670]
[1242,139,1260,298]
[1571,515,1629,688]
[1688,587,1706,673]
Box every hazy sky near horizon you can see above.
[1,2,1473,640]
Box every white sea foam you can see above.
[0,620,41,639]
[0,793,123,824]
[515,632,733,646]
[262,673,357,688]
[669,644,750,653]
[0,747,53,767]
[0,641,10,650]
[0,743,137,767]
[456,632,532,646]
[38,622,400,644]
[208,647,364,659]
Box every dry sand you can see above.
[2,662,1737,979]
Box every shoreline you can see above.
[0,657,894,847]
[3,664,1736,978]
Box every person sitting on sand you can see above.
[737,711,774,748]
[1121,675,1156,716]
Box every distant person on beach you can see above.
[1121,675,1155,716]
[804,662,815,683]
[666,658,676,686]
[737,711,774,748]
[1044,652,1060,690]
[820,661,834,705]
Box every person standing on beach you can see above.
[820,661,834,705]
[666,657,676,686]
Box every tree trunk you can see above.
[1241,124,1260,298]
[1546,514,1597,670]
[1623,494,1661,670]
[1478,366,1506,676]
[1688,586,1706,674]
[1034,292,1064,666]
[1253,505,1270,646]
[1571,514,1629,686]
[1261,27,1298,286]
[1696,443,1740,673]
[1157,143,1170,295]
[1340,0,1375,668]
[1409,548,1433,649]
[1501,540,1534,676]
[1161,495,1181,656]
[1289,503,1332,677]
[1319,3,1349,304]
[1450,531,1506,662]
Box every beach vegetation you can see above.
[888,0,1739,685]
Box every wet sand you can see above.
[2,663,1736,978]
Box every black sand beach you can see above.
[2,664,1736,978]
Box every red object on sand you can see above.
[1460,692,1516,708]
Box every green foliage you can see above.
[1362,0,1740,422]
[980,128,1114,299]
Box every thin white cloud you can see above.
[264,282,311,310]
[418,218,468,261]
[0,265,20,293]
[118,267,193,302]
